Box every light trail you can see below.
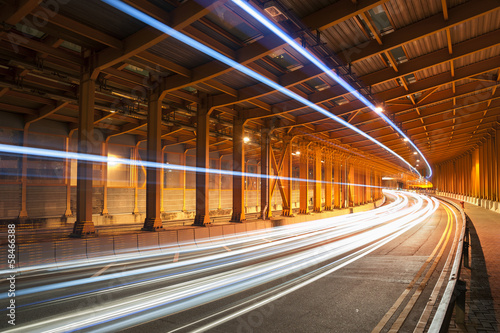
[0,143,385,191]
[231,0,433,178]
[4,191,440,332]
[99,0,421,177]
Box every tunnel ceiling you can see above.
[0,0,499,174]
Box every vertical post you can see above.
[218,156,222,210]
[260,128,271,219]
[496,128,500,201]
[101,141,109,215]
[281,136,293,216]
[132,144,139,214]
[333,155,341,209]
[299,141,309,214]
[64,135,73,217]
[231,116,246,222]
[313,145,322,212]
[160,147,165,213]
[366,166,371,202]
[18,127,29,219]
[182,150,187,211]
[324,151,332,210]
[348,162,355,207]
[194,93,211,226]
[142,88,163,231]
[72,55,96,237]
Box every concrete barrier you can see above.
[18,242,55,269]
[222,225,236,240]
[245,221,257,234]
[113,234,138,255]
[233,224,246,238]
[55,239,87,264]
[194,228,211,246]
[138,233,160,252]
[159,230,178,250]
[208,226,223,242]
[177,228,195,247]
[87,237,114,258]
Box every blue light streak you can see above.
[100,0,421,177]
[231,0,433,178]
[0,143,386,190]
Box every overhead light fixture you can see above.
[295,151,300,155]
[413,152,418,155]
[404,138,409,142]
[374,107,383,113]
[417,159,420,162]
[243,136,250,143]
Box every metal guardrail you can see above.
[428,196,470,332]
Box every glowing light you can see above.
[414,152,418,155]
[101,0,421,178]
[108,155,120,167]
[243,136,250,143]
[404,138,409,142]
[374,107,384,113]
[295,151,300,155]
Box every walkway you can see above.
[449,201,500,332]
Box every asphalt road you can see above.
[0,190,460,333]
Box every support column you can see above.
[313,145,322,212]
[194,94,211,226]
[101,141,109,215]
[281,136,293,216]
[132,144,139,214]
[72,61,96,237]
[231,116,246,222]
[18,127,29,219]
[333,155,341,209]
[260,128,271,219]
[496,128,500,201]
[142,89,163,231]
[324,152,332,210]
[348,162,355,207]
[64,135,73,217]
[299,141,309,214]
[366,166,372,202]
[218,156,222,210]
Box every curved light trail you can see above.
[100,0,423,178]
[231,0,433,178]
[3,190,442,333]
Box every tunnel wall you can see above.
[433,129,500,214]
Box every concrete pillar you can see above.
[72,62,96,237]
[132,144,139,214]
[260,128,271,219]
[299,141,309,214]
[313,145,322,212]
[366,166,372,202]
[194,94,211,226]
[496,128,500,201]
[348,162,355,206]
[231,117,245,222]
[101,141,109,215]
[282,137,293,216]
[142,89,163,231]
[324,152,332,210]
[64,135,73,217]
[333,155,341,209]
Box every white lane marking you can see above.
[91,264,112,278]
[223,246,231,252]
[262,238,272,243]
[173,252,179,262]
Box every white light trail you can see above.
[4,191,441,333]
[99,0,422,177]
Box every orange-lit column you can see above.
[366,166,372,202]
[260,128,271,218]
[324,151,332,210]
[101,141,109,215]
[281,137,293,216]
[313,145,322,212]
[231,116,246,222]
[72,60,96,237]
[142,88,164,231]
[333,154,341,209]
[496,129,500,201]
[194,94,211,225]
[132,144,139,214]
[299,141,309,214]
[348,162,355,206]
[64,135,73,217]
